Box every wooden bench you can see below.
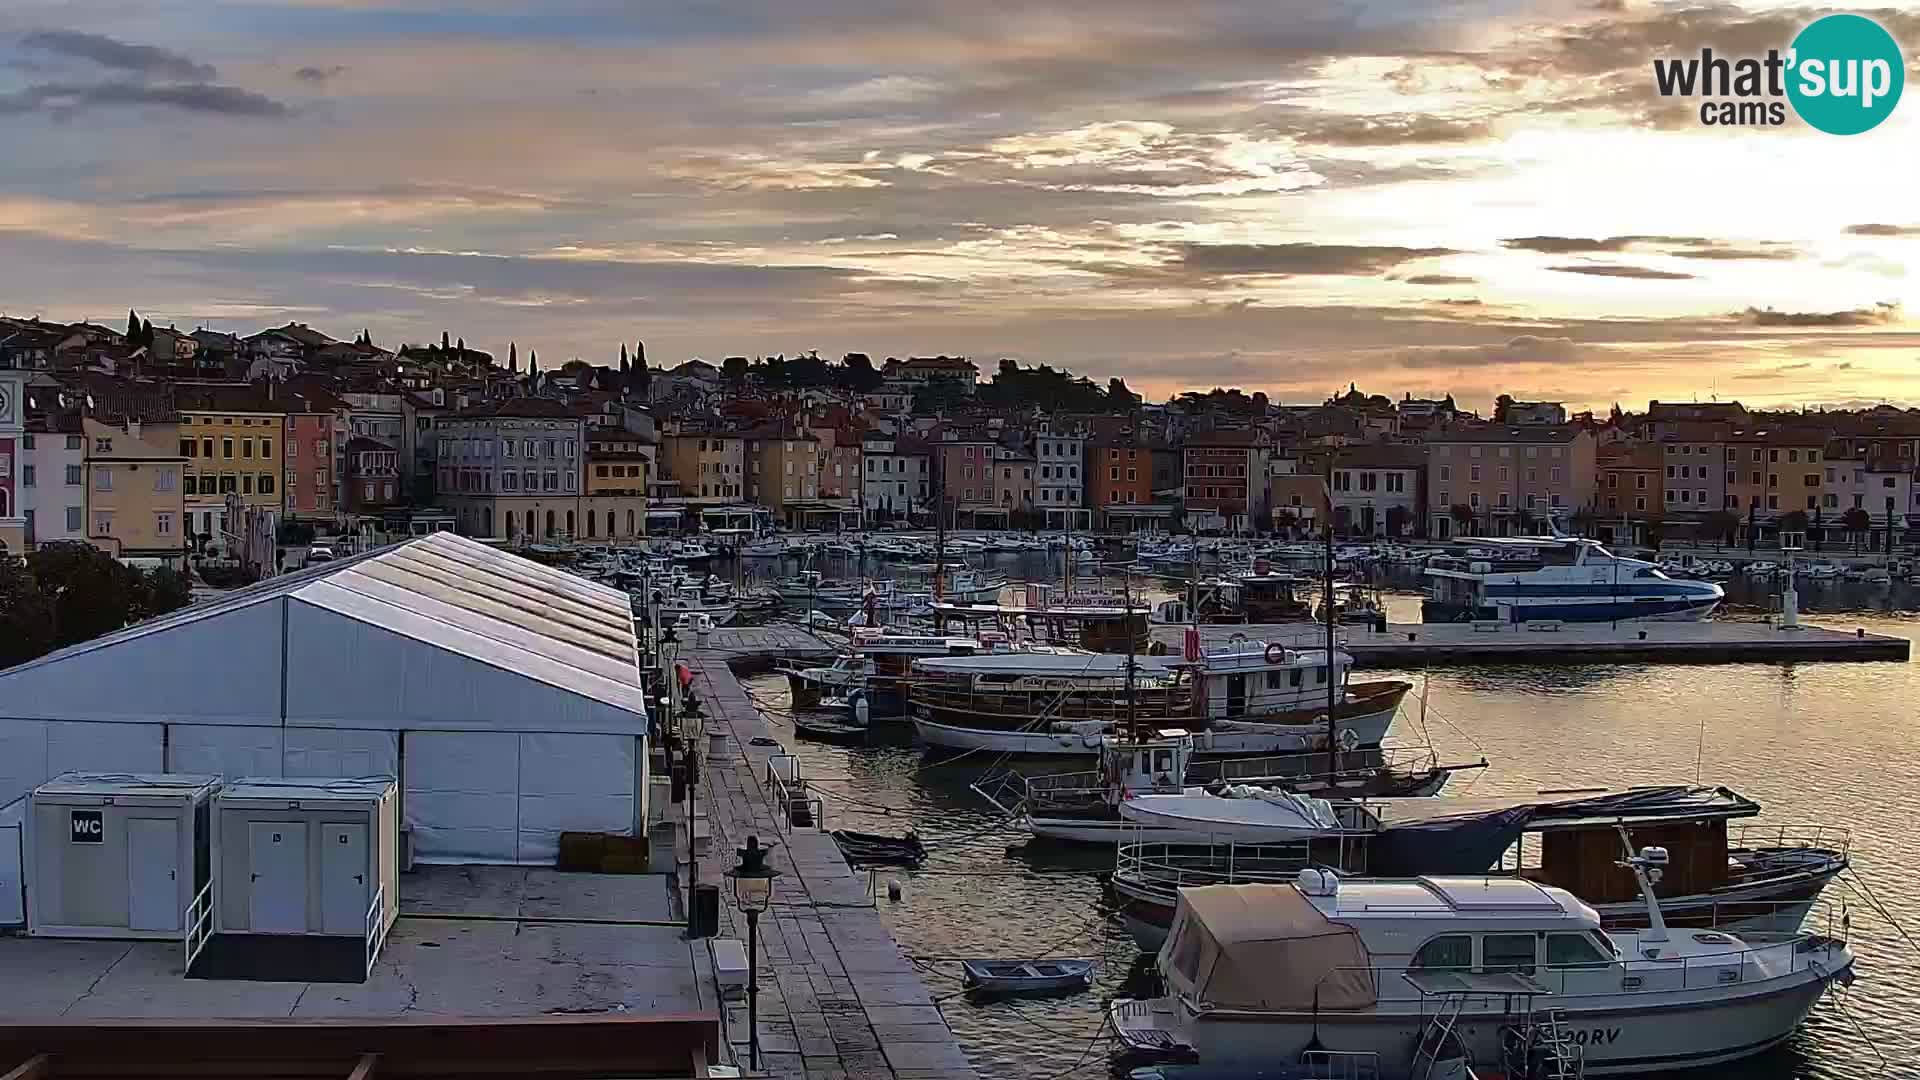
[1524,620,1564,632]
[1471,620,1505,633]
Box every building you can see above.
[584,431,652,541]
[881,356,978,394]
[934,428,1000,526]
[1500,399,1567,425]
[1822,436,1911,545]
[1327,445,1421,537]
[657,429,744,504]
[1268,458,1329,535]
[1597,444,1663,545]
[0,353,23,552]
[432,398,585,542]
[282,392,337,523]
[1034,422,1086,522]
[343,437,404,513]
[82,417,187,563]
[17,412,88,547]
[1183,428,1272,533]
[1724,428,1827,524]
[1640,400,1750,441]
[742,422,820,524]
[860,431,928,521]
[1425,425,1597,538]
[1651,423,1733,519]
[991,448,1036,524]
[173,385,288,549]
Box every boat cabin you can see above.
[930,601,1150,653]
[1179,640,1349,723]
[1231,572,1311,623]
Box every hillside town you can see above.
[2,311,1918,572]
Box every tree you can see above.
[0,556,54,669]
[456,336,465,353]
[130,567,191,622]
[912,379,969,415]
[1107,377,1139,411]
[1251,391,1269,414]
[1841,507,1872,550]
[1644,513,1668,551]
[1780,508,1810,535]
[139,318,153,348]
[1703,510,1739,546]
[441,330,451,350]
[126,309,141,342]
[1493,394,1514,423]
[27,543,137,649]
[528,350,539,376]
[508,342,518,374]
[1385,505,1410,538]
[839,352,883,393]
[619,343,629,373]
[1449,503,1475,534]
[721,356,751,383]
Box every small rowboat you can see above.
[960,958,1094,994]
[830,829,926,867]
[795,712,869,745]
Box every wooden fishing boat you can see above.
[830,829,927,866]
[959,958,1094,994]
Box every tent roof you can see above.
[1176,882,1345,945]
[0,533,647,720]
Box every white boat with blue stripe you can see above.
[1423,537,1723,624]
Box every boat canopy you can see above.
[912,652,1166,678]
[1161,884,1376,1011]
[1368,785,1761,876]
[1119,788,1350,840]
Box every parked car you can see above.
[306,544,336,563]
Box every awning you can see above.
[1162,884,1375,1011]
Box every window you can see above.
[1438,465,1450,481]
[1768,495,1779,510]
[1636,496,1646,511]
[21,465,33,487]
[219,474,237,494]
[286,469,297,493]
[94,436,113,453]
[94,468,112,491]
[155,512,173,536]
[259,473,275,495]
[180,438,196,457]
[1411,935,1472,971]
[1636,475,1647,490]
[93,511,113,535]
[1550,467,1562,481]
[1482,933,1537,975]
[1547,933,1615,968]
[66,506,82,531]
[262,437,273,458]
[1768,473,1778,488]
[1804,474,1819,488]
[1469,492,1481,508]
[222,437,235,458]
[1469,465,1481,481]
[154,468,175,492]
[241,474,254,495]
[66,435,83,451]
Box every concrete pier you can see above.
[1150,619,1909,665]
[682,640,977,1080]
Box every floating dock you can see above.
[1150,619,1909,666]
[682,638,978,1080]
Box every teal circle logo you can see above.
[1787,14,1904,135]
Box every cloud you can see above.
[1503,235,1795,261]
[20,30,214,81]
[1742,303,1901,327]
[1179,243,1457,276]
[1399,334,1580,368]
[1503,236,1634,254]
[0,81,290,118]
[1403,273,1478,285]
[1548,264,1695,280]
[1846,224,1920,238]
[294,65,347,84]
[1293,114,1492,147]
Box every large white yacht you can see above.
[1111,850,1854,1076]
[1423,537,1723,623]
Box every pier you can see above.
[1149,619,1910,665]
[682,638,977,1080]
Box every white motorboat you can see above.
[1111,848,1855,1077]
[655,589,736,626]
[909,639,1410,757]
[739,537,789,557]
[1424,537,1722,623]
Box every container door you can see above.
[1226,674,1247,718]
[320,822,369,935]
[248,822,308,933]
[126,818,180,932]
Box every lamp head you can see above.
[728,834,782,913]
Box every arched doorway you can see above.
[525,509,535,538]
[566,510,575,537]
[482,506,493,537]
[586,511,595,538]
[626,509,635,535]
[545,510,555,537]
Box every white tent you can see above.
[0,533,650,864]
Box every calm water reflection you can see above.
[729,550,1920,1078]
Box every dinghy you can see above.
[960,958,1094,994]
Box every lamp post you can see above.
[726,835,781,1071]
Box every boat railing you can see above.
[1115,839,1324,893]
[762,753,825,834]
[1727,822,1853,861]
[1299,1050,1383,1080]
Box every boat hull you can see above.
[1111,957,1847,1077]
[1027,769,1455,845]
[1421,596,1720,623]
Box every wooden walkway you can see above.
[1150,619,1909,666]
[683,643,975,1080]
[688,624,841,668]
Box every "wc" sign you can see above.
[69,809,104,843]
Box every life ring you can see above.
[1338,726,1360,753]
[1264,642,1286,666]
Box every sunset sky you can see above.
[3,1,1918,412]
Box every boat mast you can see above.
[1323,448,1338,782]
[1124,564,1138,740]
[933,430,947,632]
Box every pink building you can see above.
[283,401,336,522]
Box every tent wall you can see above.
[0,720,165,808]
[167,724,284,777]
[402,731,639,864]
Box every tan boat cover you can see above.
[1160,884,1377,1011]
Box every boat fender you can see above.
[1338,727,1360,753]
[1264,642,1286,665]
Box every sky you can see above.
[2,1,1919,413]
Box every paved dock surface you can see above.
[0,864,708,1020]
[693,623,842,666]
[684,641,977,1080]
[1149,618,1908,665]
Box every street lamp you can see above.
[726,835,781,1070]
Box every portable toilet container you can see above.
[26,772,219,939]
[204,777,399,982]
[1,797,24,930]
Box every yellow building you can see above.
[658,429,743,504]
[83,418,187,561]
[174,385,288,544]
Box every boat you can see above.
[1109,849,1856,1077]
[1423,537,1723,623]
[935,567,1008,604]
[672,611,716,635]
[960,958,1095,994]
[740,537,790,557]
[780,630,1007,711]
[908,639,1411,757]
[976,727,1486,845]
[1233,567,1313,622]
[662,539,715,564]
[830,829,927,866]
[794,700,871,745]
[1109,785,1849,949]
[652,588,738,626]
